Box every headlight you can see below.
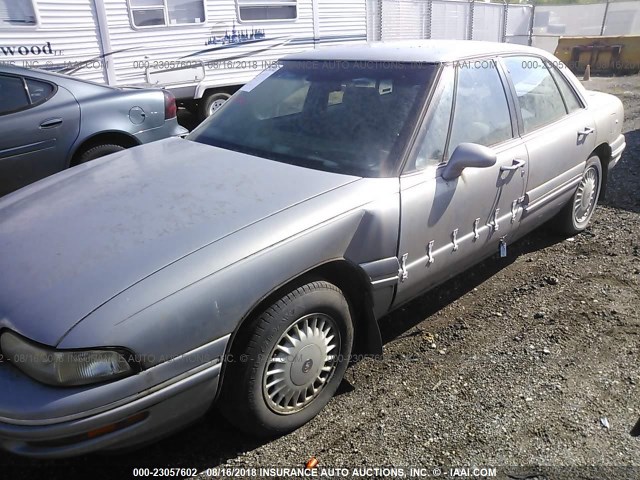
[0,331,134,387]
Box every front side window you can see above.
[0,75,29,114]
[189,61,436,177]
[237,0,297,22]
[129,0,205,28]
[412,66,455,171]
[0,0,37,27]
[447,59,513,160]
[503,56,568,133]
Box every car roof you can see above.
[282,40,553,64]
[0,63,114,90]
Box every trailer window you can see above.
[0,0,37,27]
[129,0,205,28]
[237,0,297,22]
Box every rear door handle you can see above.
[39,118,63,129]
[578,127,594,136]
[501,158,526,171]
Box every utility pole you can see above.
[468,0,475,41]
[600,0,611,36]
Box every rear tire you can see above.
[552,155,602,235]
[77,144,126,163]
[199,91,231,121]
[219,280,353,437]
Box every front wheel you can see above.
[553,155,602,235]
[219,280,353,437]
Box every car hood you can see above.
[0,137,359,346]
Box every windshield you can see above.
[188,61,437,177]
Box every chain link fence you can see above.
[368,0,640,53]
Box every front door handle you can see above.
[501,158,526,172]
[39,118,63,129]
[578,127,594,136]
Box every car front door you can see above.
[394,60,528,306]
[0,74,80,195]
[500,56,596,228]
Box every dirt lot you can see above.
[2,76,639,479]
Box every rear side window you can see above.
[503,56,568,133]
[0,75,30,114]
[447,59,513,160]
[25,78,54,104]
[547,64,582,113]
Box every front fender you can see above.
[58,178,400,368]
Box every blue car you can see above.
[0,65,187,196]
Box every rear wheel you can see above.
[199,91,231,121]
[77,144,126,163]
[553,155,602,235]
[219,280,353,437]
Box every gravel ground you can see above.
[2,75,639,480]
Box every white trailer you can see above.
[0,0,367,118]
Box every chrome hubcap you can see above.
[208,98,227,116]
[574,166,598,224]
[263,313,340,414]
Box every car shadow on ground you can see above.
[601,128,640,215]
[178,108,200,132]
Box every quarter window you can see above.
[503,56,568,133]
[447,60,513,160]
[25,78,54,104]
[237,0,297,22]
[547,64,583,113]
[129,0,205,28]
[0,0,37,26]
[0,75,30,114]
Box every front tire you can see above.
[553,155,602,235]
[219,281,353,437]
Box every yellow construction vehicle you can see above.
[555,35,640,74]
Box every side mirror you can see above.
[441,143,497,181]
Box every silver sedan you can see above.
[0,40,625,457]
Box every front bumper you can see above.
[0,335,228,458]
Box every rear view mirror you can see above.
[442,143,497,181]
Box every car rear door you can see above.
[499,56,596,228]
[0,74,80,196]
[394,60,528,306]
